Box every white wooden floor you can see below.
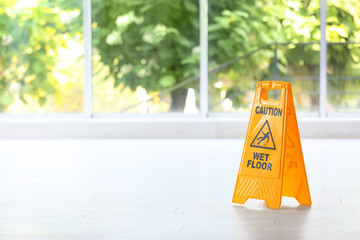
[0,139,359,239]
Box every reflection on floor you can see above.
[0,139,359,239]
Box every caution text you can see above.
[255,106,283,117]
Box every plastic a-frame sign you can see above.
[232,81,311,209]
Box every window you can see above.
[92,0,200,114]
[326,0,360,113]
[208,1,320,113]
[0,0,83,113]
[0,0,359,117]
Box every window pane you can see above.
[326,0,360,113]
[277,43,320,112]
[208,1,320,113]
[92,0,200,114]
[0,0,83,113]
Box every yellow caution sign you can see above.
[232,81,311,209]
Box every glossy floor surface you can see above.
[0,139,359,239]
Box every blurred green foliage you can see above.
[92,0,200,111]
[0,0,82,111]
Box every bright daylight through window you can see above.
[0,0,359,116]
[0,0,83,113]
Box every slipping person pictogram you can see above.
[250,120,276,150]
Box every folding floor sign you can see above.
[232,81,311,209]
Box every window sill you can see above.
[0,117,358,138]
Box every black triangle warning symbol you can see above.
[250,120,276,150]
